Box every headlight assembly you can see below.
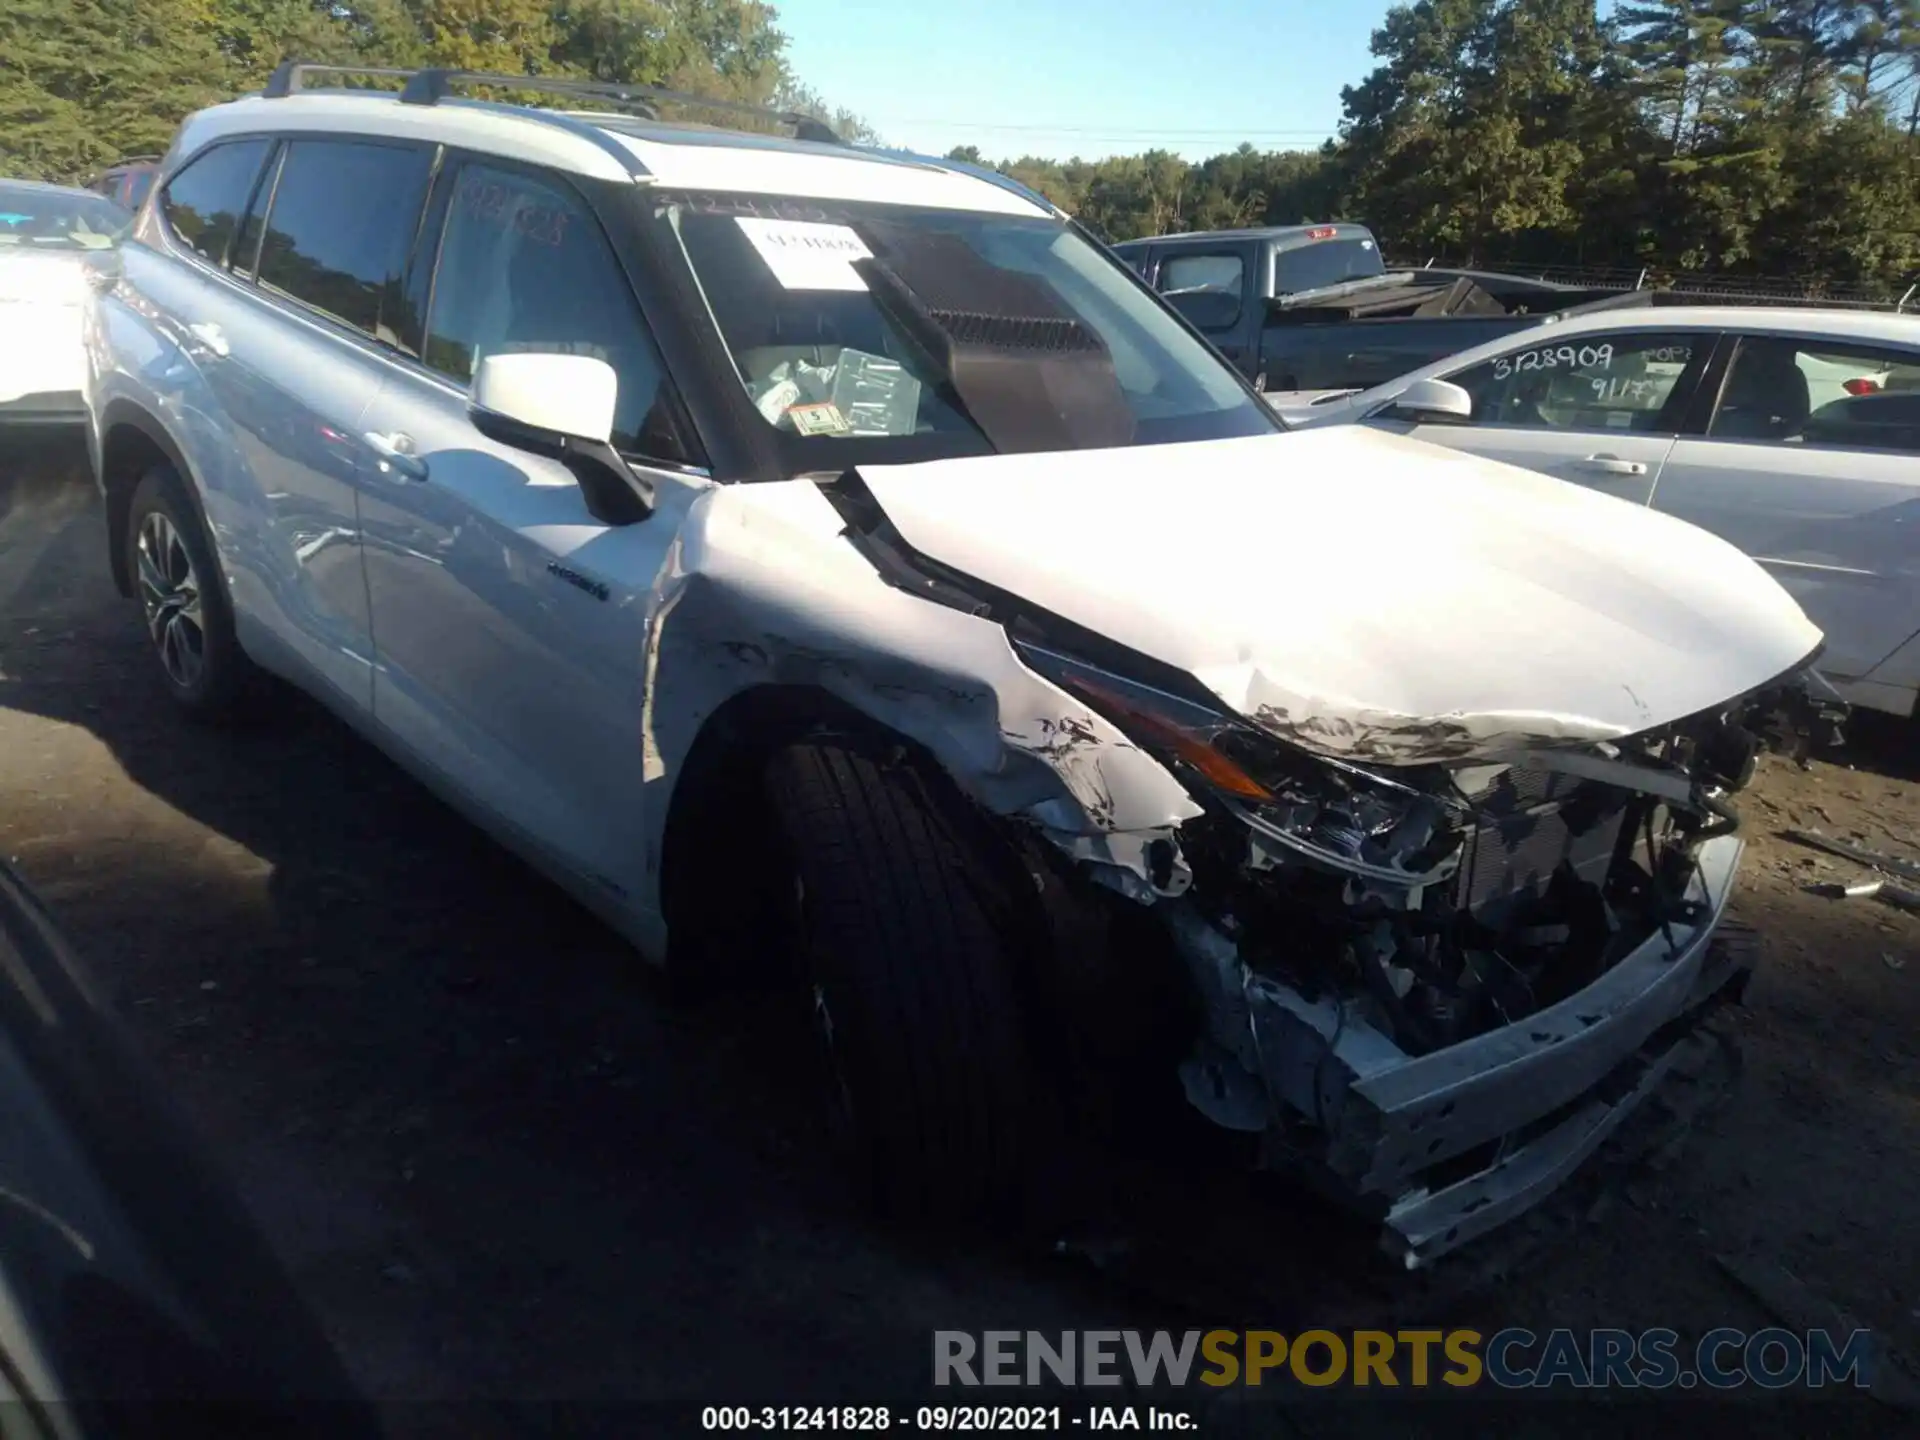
[1015,642,1463,887]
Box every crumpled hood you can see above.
[854,428,1823,763]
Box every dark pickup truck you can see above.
[1113,223,1647,398]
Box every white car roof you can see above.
[1507,304,1917,346]
[169,92,1051,217]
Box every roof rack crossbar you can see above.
[262,62,419,98]
[397,69,843,145]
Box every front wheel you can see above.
[764,739,1037,1219]
[125,464,259,719]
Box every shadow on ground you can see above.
[4,453,1150,1429]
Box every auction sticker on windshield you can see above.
[736,218,872,291]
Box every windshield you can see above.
[1273,237,1384,295]
[656,193,1276,468]
[0,185,130,250]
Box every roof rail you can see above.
[890,152,1064,217]
[259,60,843,145]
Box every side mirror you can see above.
[468,353,653,524]
[1384,377,1473,424]
[471,352,617,444]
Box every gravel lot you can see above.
[2,439,1915,1437]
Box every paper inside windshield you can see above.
[830,349,921,436]
[747,348,921,437]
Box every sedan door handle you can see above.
[364,431,429,481]
[1576,454,1648,477]
[184,321,228,359]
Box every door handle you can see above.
[184,321,228,359]
[1575,454,1648,477]
[364,431,429,481]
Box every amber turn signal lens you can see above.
[1064,676,1274,802]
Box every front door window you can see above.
[1448,334,1707,434]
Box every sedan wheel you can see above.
[135,510,207,691]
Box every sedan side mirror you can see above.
[1384,377,1473,424]
[468,353,654,524]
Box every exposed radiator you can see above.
[1456,768,1628,927]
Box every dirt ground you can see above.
[1,438,1916,1438]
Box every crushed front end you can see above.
[1020,643,1841,1268]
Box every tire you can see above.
[764,739,1035,1219]
[125,464,259,720]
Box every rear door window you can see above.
[1157,252,1244,331]
[1159,253,1244,295]
[1709,336,1920,453]
[253,139,435,345]
[1447,333,1707,433]
[160,139,271,266]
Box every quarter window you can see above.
[1710,337,1920,453]
[253,140,434,344]
[1448,333,1704,433]
[160,140,270,266]
[423,162,689,463]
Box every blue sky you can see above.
[775,0,1391,162]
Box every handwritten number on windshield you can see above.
[1493,343,1615,380]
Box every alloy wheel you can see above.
[135,510,206,691]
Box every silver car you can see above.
[0,180,129,428]
[1278,307,1920,717]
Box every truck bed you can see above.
[1258,276,1652,395]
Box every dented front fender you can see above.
[638,479,1203,934]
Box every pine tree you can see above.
[0,0,230,177]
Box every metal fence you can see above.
[1390,258,1917,313]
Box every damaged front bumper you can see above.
[1169,833,1751,1269]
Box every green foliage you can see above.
[0,0,230,177]
[0,0,850,179]
[959,0,1916,292]
[0,0,1910,291]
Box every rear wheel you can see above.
[764,738,1036,1218]
[125,464,259,719]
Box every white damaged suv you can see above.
[87,65,1836,1266]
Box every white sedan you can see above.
[0,180,130,428]
[1279,307,1920,717]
